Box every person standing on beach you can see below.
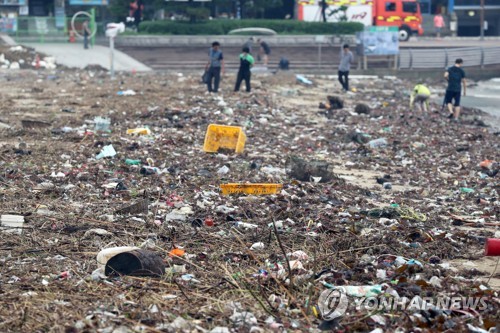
[205,41,225,93]
[338,44,354,92]
[434,13,445,39]
[82,20,91,49]
[444,58,466,120]
[257,38,271,66]
[234,46,255,92]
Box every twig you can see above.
[241,278,276,317]
[342,308,385,326]
[151,191,161,226]
[486,256,500,285]
[315,244,386,262]
[172,279,191,303]
[230,230,312,326]
[272,216,293,291]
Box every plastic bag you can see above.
[202,70,209,84]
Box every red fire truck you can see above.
[298,0,424,41]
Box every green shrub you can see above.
[139,19,363,35]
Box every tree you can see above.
[236,0,283,18]
[109,0,130,21]
[157,0,211,22]
[185,5,210,22]
[328,5,348,22]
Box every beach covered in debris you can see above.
[0,66,498,333]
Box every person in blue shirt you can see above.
[205,41,225,93]
[444,58,466,120]
[234,47,255,92]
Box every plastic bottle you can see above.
[321,282,383,297]
[94,117,111,132]
[235,222,258,229]
[125,159,141,165]
[140,166,160,175]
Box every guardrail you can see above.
[399,47,500,69]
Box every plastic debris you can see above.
[83,228,112,238]
[96,144,116,159]
[296,74,313,86]
[220,183,282,195]
[250,242,265,250]
[94,117,111,132]
[117,89,136,96]
[203,124,247,154]
[126,128,151,135]
[125,159,141,165]
[105,249,165,277]
[368,137,388,148]
[0,215,25,234]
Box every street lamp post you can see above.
[480,0,485,40]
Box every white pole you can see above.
[110,36,115,79]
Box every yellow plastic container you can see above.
[203,124,246,154]
[220,183,283,195]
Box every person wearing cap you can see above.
[205,41,225,93]
[444,58,466,120]
[410,84,431,113]
[234,46,255,92]
[338,44,354,92]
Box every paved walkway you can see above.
[25,43,151,72]
[113,34,500,48]
[405,37,500,48]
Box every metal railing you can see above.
[398,47,500,69]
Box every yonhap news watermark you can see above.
[318,288,489,321]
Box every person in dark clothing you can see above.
[320,0,328,22]
[82,20,91,49]
[444,58,466,120]
[338,44,354,92]
[279,57,289,70]
[205,41,225,93]
[234,47,255,92]
[257,38,271,66]
[243,37,254,54]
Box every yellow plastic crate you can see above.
[203,124,246,154]
[220,183,283,195]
